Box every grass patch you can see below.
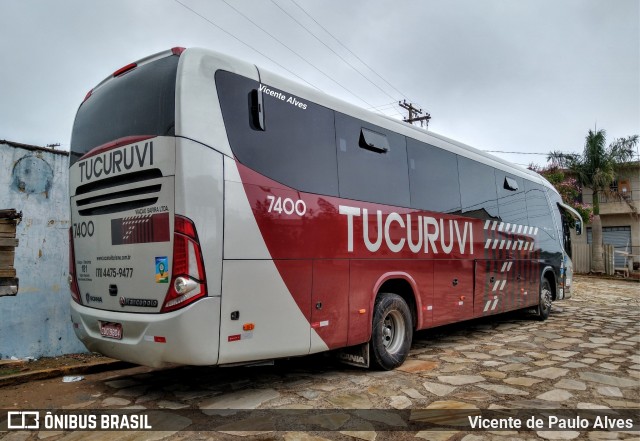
[0,368,23,377]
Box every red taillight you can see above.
[161,215,207,313]
[174,216,197,240]
[113,62,137,77]
[68,228,82,305]
[171,47,186,56]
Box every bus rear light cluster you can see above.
[161,215,207,313]
[68,228,82,305]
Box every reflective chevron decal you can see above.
[111,212,170,245]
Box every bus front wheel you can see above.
[536,278,552,321]
[369,293,413,370]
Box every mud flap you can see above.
[337,343,370,368]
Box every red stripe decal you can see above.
[111,212,170,245]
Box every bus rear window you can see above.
[70,55,179,165]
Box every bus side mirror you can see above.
[575,220,582,235]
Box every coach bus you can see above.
[68,47,582,370]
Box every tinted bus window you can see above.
[525,180,559,257]
[407,138,461,213]
[70,55,179,165]
[457,157,499,220]
[547,189,571,255]
[335,113,410,207]
[216,71,338,196]
[495,170,528,224]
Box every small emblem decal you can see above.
[85,293,103,303]
[120,297,158,308]
[155,257,169,283]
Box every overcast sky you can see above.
[1,0,638,167]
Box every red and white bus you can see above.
[68,47,582,370]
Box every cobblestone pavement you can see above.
[1,275,638,441]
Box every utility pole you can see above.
[399,100,431,129]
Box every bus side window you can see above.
[216,71,339,196]
[335,113,410,207]
[406,138,461,214]
[457,157,499,220]
[525,180,557,245]
[547,190,573,255]
[495,172,527,224]
[359,128,389,153]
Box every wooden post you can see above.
[0,209,21,296]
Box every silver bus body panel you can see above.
[71,297,220,367]
[175,137,224,297]
[174,48,259,158]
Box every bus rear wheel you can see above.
[369,293,413,370]
[536,278,552,321]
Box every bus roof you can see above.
[108,47,555,194]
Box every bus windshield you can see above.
[69,54,179,165]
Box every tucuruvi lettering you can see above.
[339,204,474,255]
[78,142,154,183]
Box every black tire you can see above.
[369,293,413,370]
[536,278,552,321]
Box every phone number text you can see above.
[95,268,134,278]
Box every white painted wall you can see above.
[0,141,86,358]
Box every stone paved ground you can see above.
[1,275,638,441]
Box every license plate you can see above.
[100,322,123,340]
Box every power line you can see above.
[218,0,375,108]
[482,151,550,155]
[367,101,399,111]
[288,0,410,101]
[173,0,317,90]
[269,0,398,103]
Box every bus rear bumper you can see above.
[70,297,220,368]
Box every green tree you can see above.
[549,129,638,273]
